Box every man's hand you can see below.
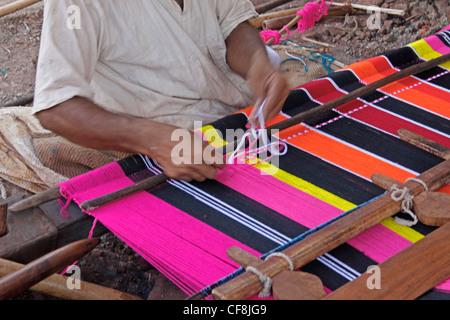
[226,22,290,127]
[36,97,225,182]
[139,121,226,182]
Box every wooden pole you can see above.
[0,258,142,300]
[211,159,450,300]
[0,0,41,18]
[0,238,99,300]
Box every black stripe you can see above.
[317,115,444,173]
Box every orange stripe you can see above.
[277,124,414,182]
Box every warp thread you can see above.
[260,0,332,45]
[246,252,294,298]
[390,178,429,227]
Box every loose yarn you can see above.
[260,0,332,45]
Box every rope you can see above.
[246,266,273,298]
[246,252,295,298]
[390,178,428,227]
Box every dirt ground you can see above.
[0,0,449,300]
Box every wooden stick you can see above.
[323,221,450,300]
[211,159,450,300]
[11,54,450,213]
[327,1,405,17]
[249,7,301,29]
[255,0,295,14]
[0,0,41,18]
[0,238,99,300]
[398,128,450,160]
[9,186,61,213]
[0,258,142,300]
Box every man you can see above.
[33,0,289,182]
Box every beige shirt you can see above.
[33,0,258,129]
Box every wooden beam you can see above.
[211,159,450,300]
[324,221,450,300]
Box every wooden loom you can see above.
[2,46,450,300]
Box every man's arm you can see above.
[36,97,224,182]
[225,21,289,125]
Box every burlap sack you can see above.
[0,107,129,193]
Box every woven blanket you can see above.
[59,26,450,299]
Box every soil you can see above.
[0,0,448,300]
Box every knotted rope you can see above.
[246,252,294,298]
[390,178,429,227]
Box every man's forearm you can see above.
[225,21,289,123]
[36,96,155,155]
[225,21,269,80]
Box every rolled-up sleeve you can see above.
[215,0,258,39]
[32,0,100,114]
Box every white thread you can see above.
[246,266,273,298]
[406,177,429,192]
[0,179,6,199]
[390,178,429,226]
[390,184,417,226]
[266,252,294,271]
[228,98,288,165]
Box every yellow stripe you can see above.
[253,161,355,212]
[197,125,227,148]
[380,217,424,243]
[409,39,450,69]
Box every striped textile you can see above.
[59,26,450,299]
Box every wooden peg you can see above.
[398,128,450,160]
[272,270,325,300]
[371,173,450,227]
[413,192,450,227]
[227,246,326,300]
